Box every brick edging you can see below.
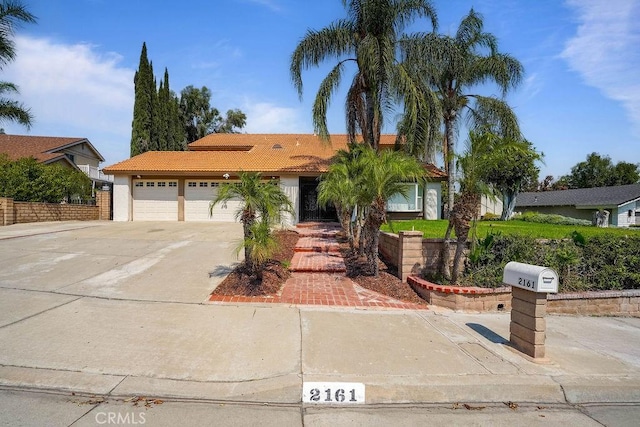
[407,276,510,295]
[407,275,640,316]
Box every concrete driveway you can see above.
[0,221,243,304]
[1,221,640,426]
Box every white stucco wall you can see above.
[113,175,131,221]
[424,182,441,220]
[481,194,503,217]
[280,177,299,226]
[615,200,639,227]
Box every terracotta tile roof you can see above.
[0,134,104,163]
[104,134,447,179]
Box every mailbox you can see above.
[503,261,558,293]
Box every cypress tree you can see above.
[130,43,153,156]
[149,65,160,151]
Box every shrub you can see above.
[0,156,92,203]
[481,213,500,221]
[519,211,591,226]
[462,233,640,292]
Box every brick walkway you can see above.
[209,223,427,310]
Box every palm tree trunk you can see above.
[441,221,453,281]
[444,113,456,219]
[451,233,467,284]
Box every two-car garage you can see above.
[132,179,240,222]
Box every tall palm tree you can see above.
[405,8,524,217]
[0,1,36,128]
[210,172,294,276]
[0,81,31,127]
[290,0,438,151]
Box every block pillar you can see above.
[96,190,111,220]
[510,287,548,359]
[0,197,14,226]
[398,231,423,283]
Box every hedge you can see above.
[461,233,640,292]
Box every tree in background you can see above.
[405,9,523,218]
[130,43,154,156]
[0,1,36,129]
[290,0,438,151]
[482,137,542,219]
[560,152,639,189]
[131,44,244,155]
[179,86,247,144]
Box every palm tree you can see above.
[210,172,294,276]
[317,143,369,252]
[0,81,31,128]
[405,8,523,217]
[0,1,36,128]
[442,130,532,284]
[290,0,438,151]
[356,145,425,276]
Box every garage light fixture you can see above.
[223,173,230,180]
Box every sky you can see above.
[3,0,640,179]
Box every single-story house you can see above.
[515,183,640,227]
[0,134,113,188]
[103,134,447,225]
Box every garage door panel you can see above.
[185,181,241,222]
[133,180,178,221]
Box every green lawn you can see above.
[382,219,640,240]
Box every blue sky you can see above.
[3,0,640,179]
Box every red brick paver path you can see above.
[209,223,427,310]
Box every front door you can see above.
[300,177,337,222]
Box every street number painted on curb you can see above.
[302,382,365,404]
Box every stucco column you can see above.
[398,231,423,283]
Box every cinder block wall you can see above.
[379,232,462,281]
[13,202,99,223]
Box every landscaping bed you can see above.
[211,229,427,305]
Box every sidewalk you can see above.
[208,223,426,310]
[0,221,639,425]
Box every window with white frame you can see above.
[199,182,208,187]
[188,182,196,187]
[135,182,143,187]
[168,182,177,187]
[146,182,154,187]
[386,184,423,212]
[158,182,166,187]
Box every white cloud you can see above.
[2,35,134,164]
[562,0,640,135]
[241,100,311,133]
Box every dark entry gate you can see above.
[300,177,337,222]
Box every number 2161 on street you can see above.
[302,382,365,404]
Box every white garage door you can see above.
[184,181,240,222]
[133,180,178,221]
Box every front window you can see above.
[386,183,422,212]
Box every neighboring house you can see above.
[515,183,640,227]
[103,134,447,225]
[0,134,113,190]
